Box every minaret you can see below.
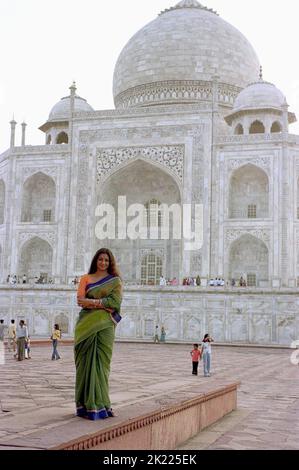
[69,81,77,116]
[282,98,289,134]
[21,121,27,146]
[10,117,17,148]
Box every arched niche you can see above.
[18,237,53,282]
[249,120,265,134]
[229,164,269,219]
[54,313,69,335]
[229,234,269,286]
[271,121,282,133]
[0,179,5,225]
[96,159,182,283]
[234,123,244,135]
[56,132,68,144]
[21,172,56,223]
[46,134,52,145]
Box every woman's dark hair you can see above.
[54,324,59,330]
[88,248,120,277]
[203,334,209,341]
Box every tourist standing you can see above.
[8,319,16,353]
[25,336,31,359]
[75,248,123,420]
[51,324,61,360]
[160,326,166,343]
[201,334,214,377]
[190,344,201,375]
[16,320,28,361]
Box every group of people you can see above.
[159,276,179,286]
[159,276,201,286]
[0,319,62,361]
[232,277,247,287]
[157,276,250,288]
[6,274,53,285]
[209,278,226,287]
[190,334,214,377]
[183,276,201,286]
[0,319,31,360]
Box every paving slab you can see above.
[0,342,298,450]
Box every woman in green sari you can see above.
[75,248,122,420]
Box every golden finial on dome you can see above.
[160,0,218,16]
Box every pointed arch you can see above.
[96,158,182,283]
[21,172,56,223]
[229,164,269,219]
[249,120,265,134]
[234,123,244,135]
[100,155,183,193]
[271,121,282,133]
[56,131,68,144]
[229,234,269,286]
[18,236,53,282]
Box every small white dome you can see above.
[49,95,93,120]
[233,80,286,112]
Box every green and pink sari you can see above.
[74,275,122,420]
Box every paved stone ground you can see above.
[0,342,298,450]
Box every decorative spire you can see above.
[160,0,218,16]
[69,81,77,97]
[21,121,27,147]
[10,116,17,148]
[259,66,263,81]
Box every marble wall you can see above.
[0,285,298,346]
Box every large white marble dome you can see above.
[113,0,260,108]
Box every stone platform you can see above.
[0,343,298,450]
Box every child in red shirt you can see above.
[190,344,201,375]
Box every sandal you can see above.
[106,407,117,417]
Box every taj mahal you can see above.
[0,0,299,345]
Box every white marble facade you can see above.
[0,0,299,344]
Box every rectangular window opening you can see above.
[43,210,52,222]
[248,205,257,219]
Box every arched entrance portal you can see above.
[18,237,53,283]
[229,234,269,287]
[95,159,182,283]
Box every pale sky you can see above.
[0,0,298,153]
